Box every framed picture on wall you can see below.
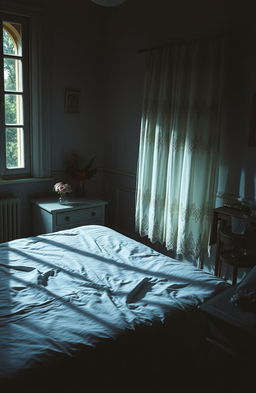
[64,88,80,114]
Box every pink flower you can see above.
[53,182,72,195]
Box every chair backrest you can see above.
[219,223,256,258]
[219,227,245,255]
[231,216,248,235]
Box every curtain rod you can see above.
[138,32,229,54]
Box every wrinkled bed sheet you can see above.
[0,225,227,378]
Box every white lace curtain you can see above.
[135,39,224,263]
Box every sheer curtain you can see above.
[135,39,224,263]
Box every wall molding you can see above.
[103,168,136,179]
[216,191,255,207]
[216,191,240,202]
[114,185,135,231]
[103,168,136,236]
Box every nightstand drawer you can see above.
[32,197,107,235]
[56,206,102,226]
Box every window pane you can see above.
[4,94,23,125]
[5,127,25,169]
[3,28,16,55]
[3,22,22,56]
[4,58,23,91]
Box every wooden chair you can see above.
[216,226,256,285]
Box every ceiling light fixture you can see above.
[91,0,126,7]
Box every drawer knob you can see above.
[65,216,70,222]
[91,211,96,217]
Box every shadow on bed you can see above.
[0,226,233,393]
[10,235,226,293]
[3,309,252,393]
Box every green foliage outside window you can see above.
[3,28,20,168]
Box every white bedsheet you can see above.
[0,225,227,378]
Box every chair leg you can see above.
[215,241,221,277]
[217,262,222,279]
[215,261,219,277]
[232,266,238,285]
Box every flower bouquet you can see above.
[53,182,72,204]
[65,154,97,196]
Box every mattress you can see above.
[0,225,228,382]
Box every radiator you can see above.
[0,197,21,242]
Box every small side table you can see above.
[199,286,256,364]
[31,197,108,235]
[210,207,256,277]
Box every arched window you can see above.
[3,22,21,55]
[0,17,29,175]
[0,9,50,180]
[2,21,25,171]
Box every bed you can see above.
[0,225,228,391]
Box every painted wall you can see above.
[1,0,256,251]
[0,0,105,237]
[102,0,256,243]
[103,0,231,173]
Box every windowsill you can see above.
[0,177,53,185]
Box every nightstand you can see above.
[199,286,256,368]
[31,197,108,235]
[210,207,256,279]
[198,287,256,391]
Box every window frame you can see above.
[0,13,31,178]
[0,1,50,180]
